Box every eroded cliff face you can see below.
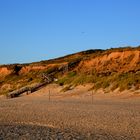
[77,50,140,74]
[0,49,140,78]
[0,65,51,77]
[0,47,140,94]
[0,67,13,78]
[19,66,48,74]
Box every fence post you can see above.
[92,90,93,104]
[49,89,51,101]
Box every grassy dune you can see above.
[0,46,140,94]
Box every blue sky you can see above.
[0,0,140,64]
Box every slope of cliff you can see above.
[0,46,140,94]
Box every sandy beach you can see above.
[0,84,140,139]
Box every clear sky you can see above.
[0,0,140,64]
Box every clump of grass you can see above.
[61,85,73,92]
[57,73,96,87]
[57,77,70,86]
[67,71,77,77]
[57,71,77,86]
[116,72,140,91]
[72,74,95,86]
[94,77,110,90]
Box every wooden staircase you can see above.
[6,74,53,98]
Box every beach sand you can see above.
[0,84,140,139]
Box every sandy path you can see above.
[0,85,140,139]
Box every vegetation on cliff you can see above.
[0,46,140,94]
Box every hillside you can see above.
[0,46,140,95]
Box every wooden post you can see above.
[92,90,93,104]
[49,89,50,101]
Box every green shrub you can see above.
[57,77,69,86]
[67,71,77,77]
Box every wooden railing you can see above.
[6,87,29,98]
[6,74,53,98]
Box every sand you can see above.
[0,84,140,139]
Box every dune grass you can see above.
[57,71,140,92]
